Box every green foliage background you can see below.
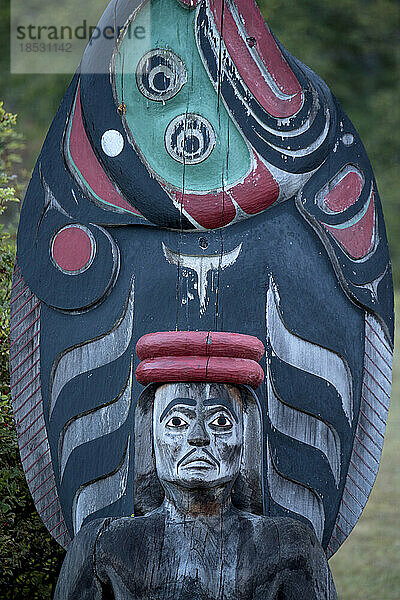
[0,103,65,598]
[0,0,399,597]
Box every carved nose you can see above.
[187,422,210,447]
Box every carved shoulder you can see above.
[95,514,166,583]
[53,518,109,600]
[241,516,338,600]
[268,517,321,558]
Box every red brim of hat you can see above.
[135,356,265,389]
[136,331,265,362]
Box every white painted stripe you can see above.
[73,441,130,534]
[60,367,132,479]
[267,369,341,485]
[267,284,353,424]
[50,278,134,417]
[266,443,325,542]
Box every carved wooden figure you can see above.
[54,333,337,599]
[9,0,393,597]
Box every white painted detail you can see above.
[267,283,353,424]
[101,129,124,157]
[71,189,79,205]
[262,159,315,204]
[162,242,242,314]
[266,443,325,542]
[136,49,187,102]
[50,278,134,417]
[73,441,130,534]
[342,133,354,146]
[267,367,341,485]
[266,109,331,158]
[164,113,216,165]
[59,366,133,479]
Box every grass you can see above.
[330,299,400,599]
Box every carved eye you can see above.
[209,414,233,431]
[165,113,216,165]
[136,49,187,102]
[166,416,188,429]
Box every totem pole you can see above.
[10,0,393,598]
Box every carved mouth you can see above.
[177,448,220,473]
[182,457,216,469]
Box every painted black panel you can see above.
[35,200,365,542]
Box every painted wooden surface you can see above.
[10,0,393,581]
[54,382,337,599]
[135,331,265,387]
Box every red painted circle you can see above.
[51,225,94,274]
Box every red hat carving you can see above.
[135,331,265,389]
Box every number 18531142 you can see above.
[19,43,72,52]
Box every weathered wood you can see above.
[9,264,71,548]
[10,0,394,596]
[54,381,337,599]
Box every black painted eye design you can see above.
[166,415,188,429]
[209,414,233,431]
[136,49,187,102]
[165,113,216,165]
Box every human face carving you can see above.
[153,383,243,488]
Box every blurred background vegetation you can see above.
[0,0,399,597]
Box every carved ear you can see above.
[232,386,264,516]
[133,385,164,515]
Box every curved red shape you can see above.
[136,330,265,361]
[174,189,236,229]
[324,171,364,213]
[232,157,279,215]
[165,154,279,229]
[208,0,303,118]
[135,356,265,388]
[68,86,142,216]
[324,191,375,259]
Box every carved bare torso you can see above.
[57,507,336,600]
[54,382,338,599]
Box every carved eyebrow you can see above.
[160,398,196,422]
[204,398,238,423]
